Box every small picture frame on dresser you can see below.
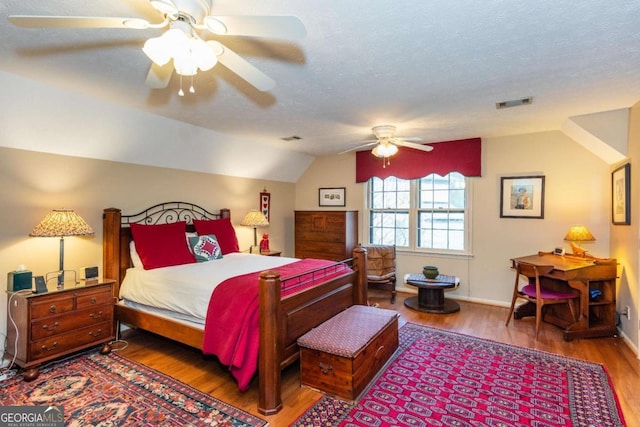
[319,187,346,207]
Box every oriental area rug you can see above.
[291,323,626,427]
[0,350,266,426]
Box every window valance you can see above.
[355,137,482,182]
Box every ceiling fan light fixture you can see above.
[142,36,172,66]
[204,17,227,34]
[372,142,398,158]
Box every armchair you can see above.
[363,245,396,303]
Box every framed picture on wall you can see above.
[500,175,545,219]
[319,187,346,207]
[260,189,270,222]
[612,163,630,225]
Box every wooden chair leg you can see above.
[567,300,577,322]
[535,302,543,338]
[505,290,519,326]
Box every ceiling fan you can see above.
[343,125,433,166]
[8,0,306,94]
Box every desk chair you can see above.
[363,245,396,303]
[506,261,578,338]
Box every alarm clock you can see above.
[81,266,99,280]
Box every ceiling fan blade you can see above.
[394,140,434,152]
[145,62,174,89]
[339,142,378,154]
[210,41,275,92]
[203,16,306,39]
[8,15,153,29]
[397,136,423,142]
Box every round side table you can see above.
[404,273,460,314]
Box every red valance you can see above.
[355,137,482,182]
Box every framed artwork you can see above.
[500,175,545,219]
[612,163,630,225]
[319,187,346,207]
[260,189,270,222]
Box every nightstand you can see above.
[6,279,116,381]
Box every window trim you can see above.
[364,176,473,256]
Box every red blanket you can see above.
[201,258,352,391]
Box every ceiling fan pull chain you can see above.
[189,76,195,94]
[178,75,185,96]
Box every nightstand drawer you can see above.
[76,288,112,309]
[31,305,114,340]
[30,295,74,319]
[30,321,113,360]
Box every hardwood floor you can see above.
[118,291,640,426]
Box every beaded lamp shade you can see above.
[30,209,94,237]
[564,225,595,257]
[563,225,595,242]
[30,209,94,288]
[240,209,269,250]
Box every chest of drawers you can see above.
[6,280,115,380]
[295,211,358,261]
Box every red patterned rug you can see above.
[291,323,626,426]
[0,350,266,426]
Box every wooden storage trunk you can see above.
[297,305,399,400]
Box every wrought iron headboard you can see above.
[121,201,226,227]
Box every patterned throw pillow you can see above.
[189,235,223,262]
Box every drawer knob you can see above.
[41,342,58,352]
[42,321,59,331]
[49,305,57,313]
[89,329,103,337]
[318,362,333,375]
[89,311,103,319]
[91,297,97,304]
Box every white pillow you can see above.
[130,240,143,268]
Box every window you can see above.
[367,173,469,252]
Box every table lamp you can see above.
[30,209,94,288]
[240,209,269,253]
[564,225,595,256]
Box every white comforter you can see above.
[119,252,297,324]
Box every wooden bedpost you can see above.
[258,270,282,415]
[353,245,368,305]
[103,208,122,298]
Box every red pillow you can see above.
[193,218,240,255]
[130,221,196,269]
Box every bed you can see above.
[102,202,367,415]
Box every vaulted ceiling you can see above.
[2,1,640,164]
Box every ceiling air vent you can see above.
[496,97,533,109]
[281,135,302,141]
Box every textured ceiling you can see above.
[2,0,640,158]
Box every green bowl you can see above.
[423,266,439,279]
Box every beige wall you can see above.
[612,101,640,348]
[295,131,614,316]
[0,147,295,350]
[2,128,632,353]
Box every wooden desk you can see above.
[511,252,618,340]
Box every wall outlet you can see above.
[621,306,631,320]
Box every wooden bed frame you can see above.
[102,202,368,415]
